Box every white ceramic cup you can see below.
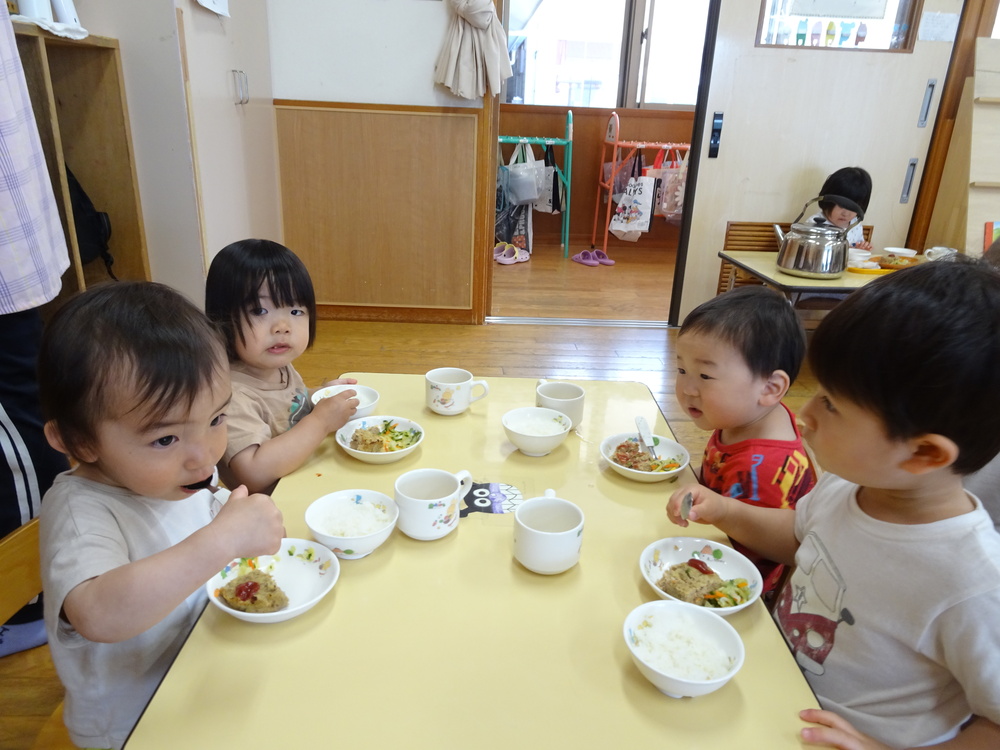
[513,490,584,575]
[394,468,473,540]
[535,379,585,428]
[425,367,489,416]
[926,246,957,261]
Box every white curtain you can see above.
[434,0,513,99]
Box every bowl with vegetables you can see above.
[639,537,762,616]
[599,432,690,483]
[335,415,424,465]
[624,599,744,698]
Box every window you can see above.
[757,0,923,51]
[504,0,711,108]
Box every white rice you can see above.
[321,500,392,537]
[632,613,733,681]
[510,412,565,436]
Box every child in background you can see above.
[675,286,815,594]
[806,166,873,250]
[667,260,1000,748]
[206,239,358,494]
[38,282,285,749]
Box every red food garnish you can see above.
[687,558,714,576]
[234,581,260,601]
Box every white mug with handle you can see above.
[394,468,473,540]
[426,367,489,416]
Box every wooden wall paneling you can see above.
[276,103,479,319]
[498,105,695,249]
[44,38,149,285]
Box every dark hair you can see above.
[818,166,872,214]
[205,239,317,361]
[679,286,806,383]
[983,237,1000,271]
[38,281,227,460]
[809,258,1000,475]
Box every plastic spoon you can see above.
[635,416,659,460]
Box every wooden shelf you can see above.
[13,23,149,309]
[970,181,1000,188]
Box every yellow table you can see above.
[720,250,880,299]
[126,374,817,748]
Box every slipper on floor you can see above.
[594,250,615,266]
[571,250,600,267]
[494,242,511,260]
[497,245,530,265]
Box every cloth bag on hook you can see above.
[533,144,565,214]
[609,155,654,241]
[506,142,545,205]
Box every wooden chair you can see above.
[717,221,873,295]
[0,519,74,749]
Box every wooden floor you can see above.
[490,235,678,321]
[1,318,819,749]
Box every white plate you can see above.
[599,432,690,483]
[205,538,340,623]
[639,537,762,615]
[335,415,424,464]
[881,247,917,257]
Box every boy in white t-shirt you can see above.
[37,282,285,749]
[667,259,1000,748]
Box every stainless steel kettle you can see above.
[773,195,864,279]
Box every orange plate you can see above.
[847,265,893,275]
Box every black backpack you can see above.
[66,167,117,280]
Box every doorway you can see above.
[490,0,712,325]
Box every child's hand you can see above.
[798,709,892,749]
[213,485,285,559]
[666,484,727,527]
[311,389,358,433]
[852,240,873,251]
[321,377,358,387]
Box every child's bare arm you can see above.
[227,391,358,493]
[799,709,999,749]
[666,483,799,565]
[62,486,284,643]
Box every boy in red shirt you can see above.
[675,286,815,593]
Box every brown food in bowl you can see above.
[218,569,289,613]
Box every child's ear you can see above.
[43,421,96,463]
[759,370,791,406]
[899,434,958,475]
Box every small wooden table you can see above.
[125,373,817,749]
[719,250,880,301]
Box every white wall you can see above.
[266,0,480,108]
[679,0,960,319]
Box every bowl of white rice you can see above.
[502,406,572,457]
[623,600,744,698]
[305,489,399,559]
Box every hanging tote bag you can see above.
[603,154,637,203]
[609,154,654,242]
[643,149,675,218]
[533,143,565,214]
[659,149,689,224]
[506,142,545,205]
